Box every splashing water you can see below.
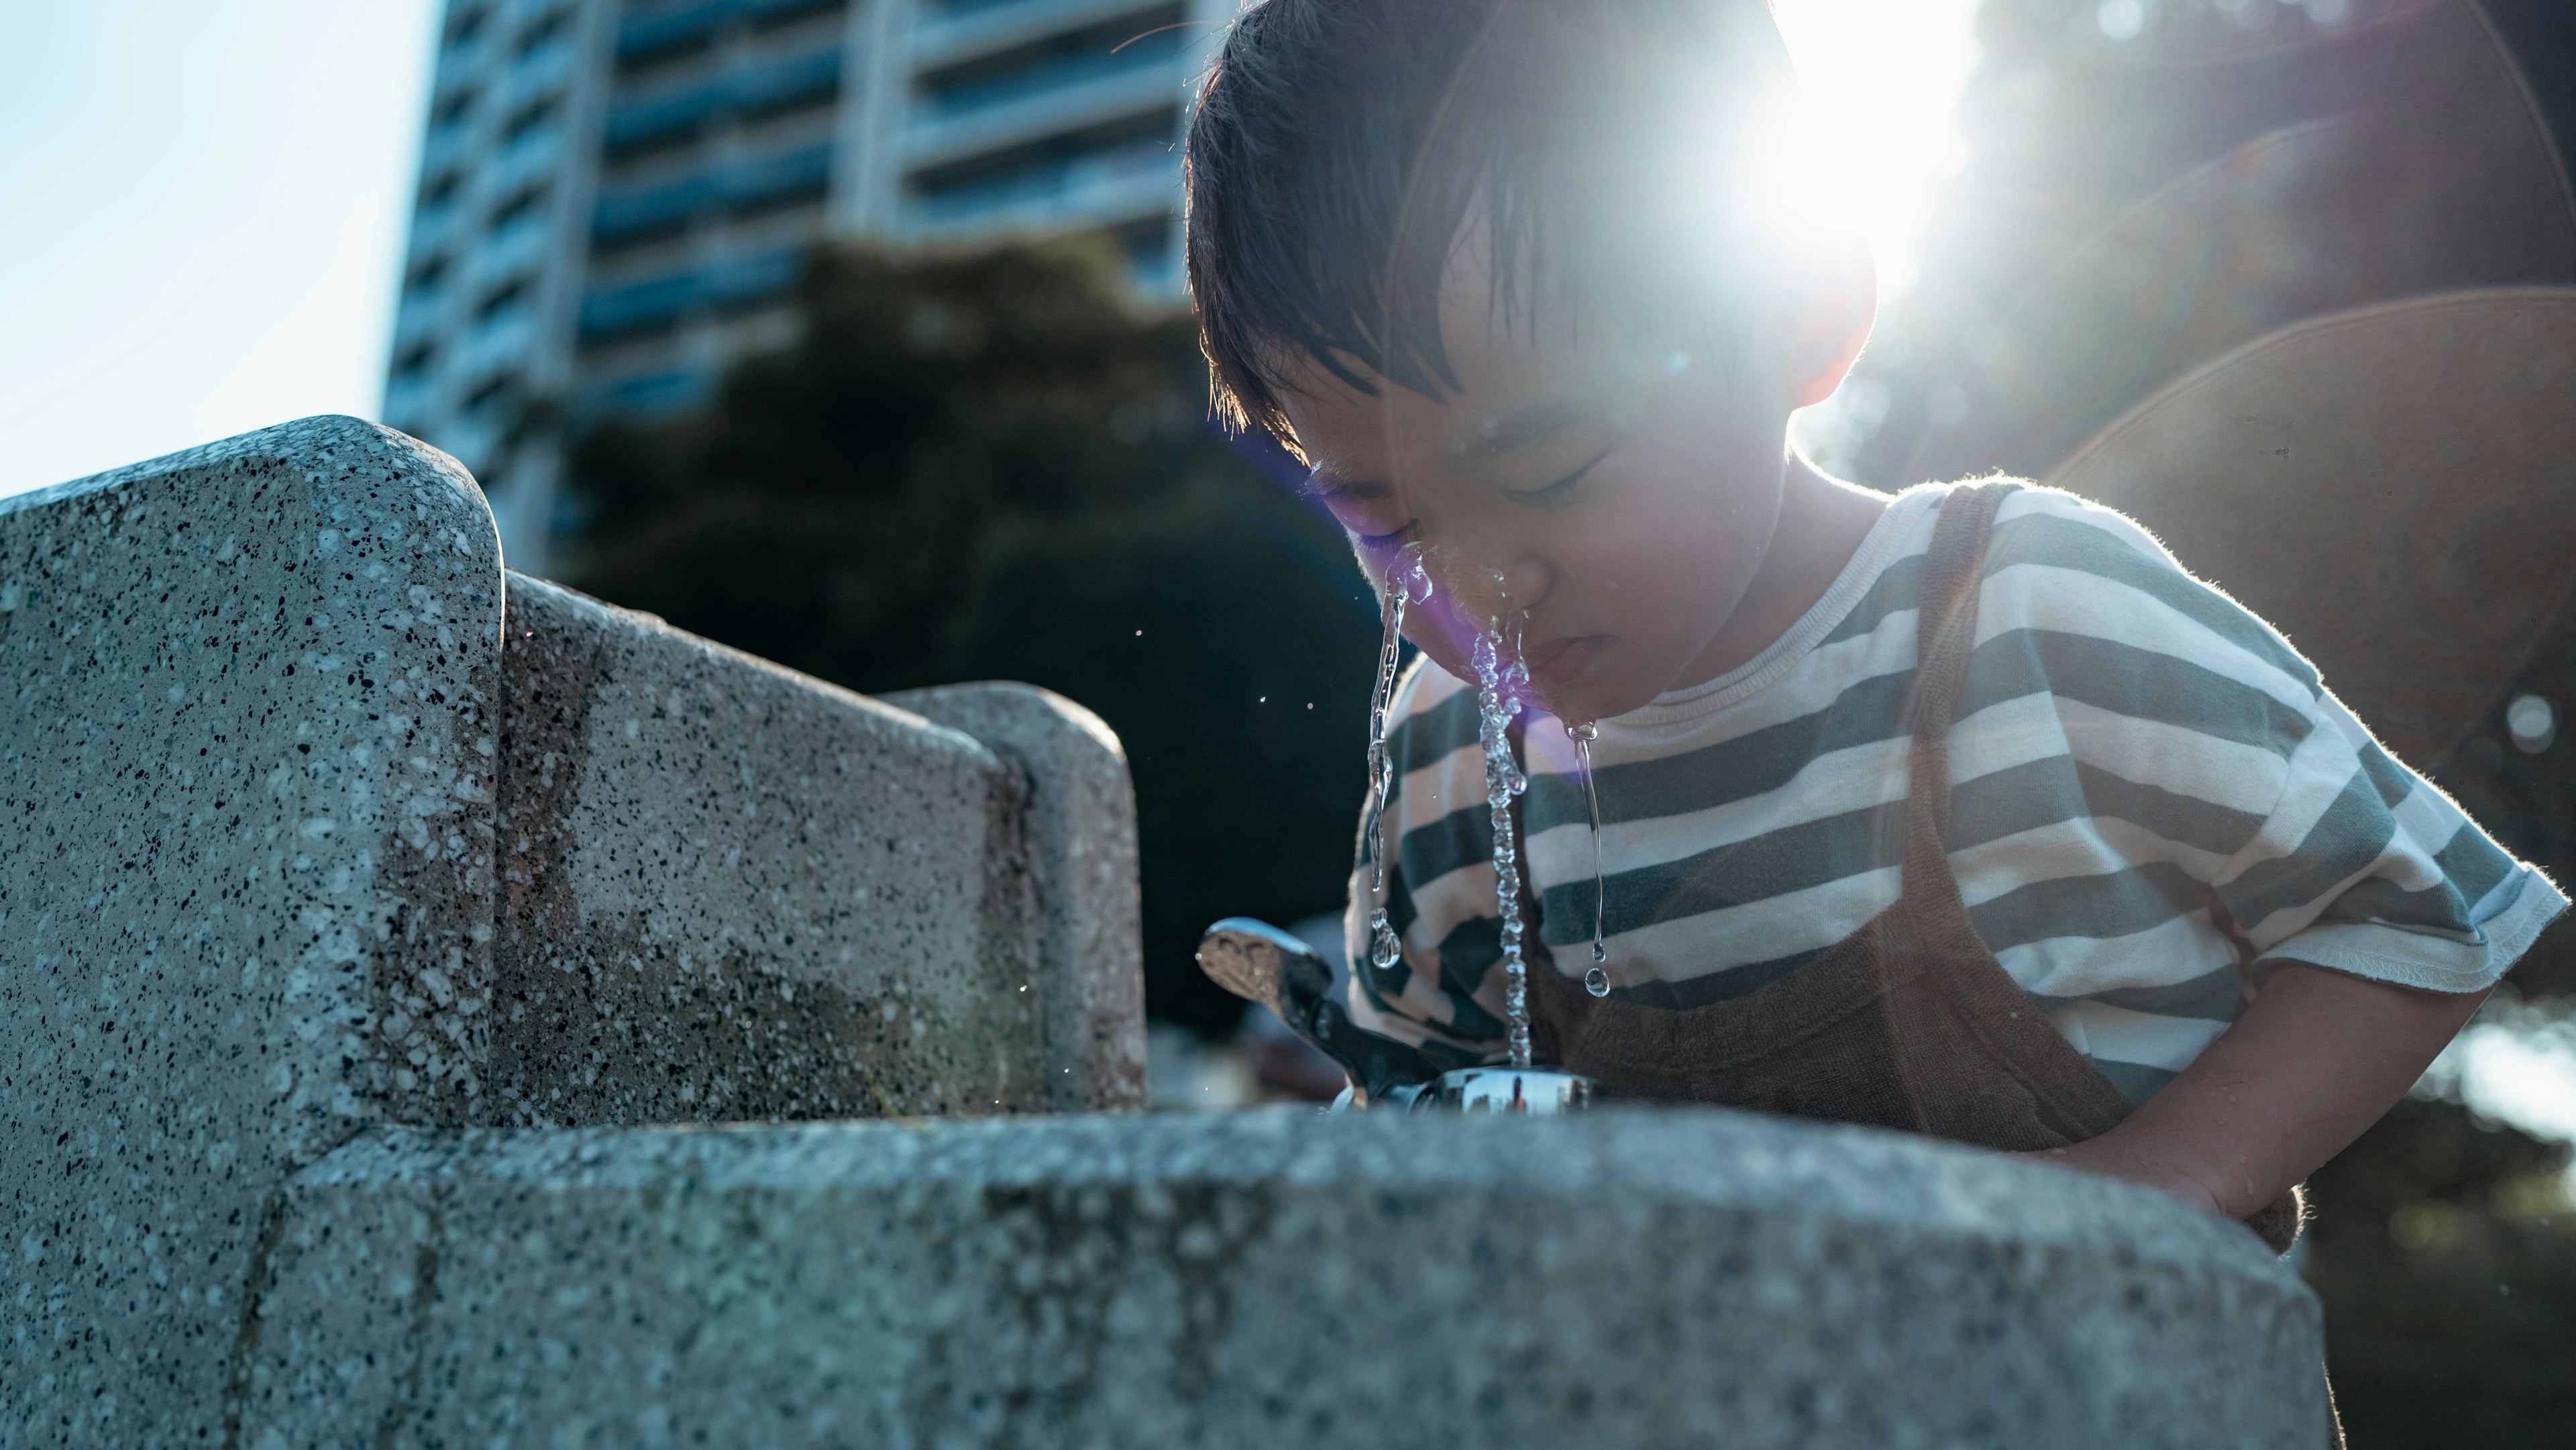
[1566,721,1611,996]
[1473,621,1537,1069]
[1362,544,1433,974]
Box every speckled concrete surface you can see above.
[487,576,1054,1125]
[0,417,502,1446]
[233,1108,2330,1449]
[887,682,1146,1112]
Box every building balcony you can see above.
[453,309,543,391]
[910,0,1181,70]
[905,144,1173,242]
[604,45,843,158]
[591,143,834,249]
[616,0,849,71]
[574,363,720,419]
[417,123,481,186]
[503,33,578,103]
[476,216,558,286]
[578,246,808,344]
[392,290,449,350]
[485,132,566,203]
[405,203,468,268]
[903,64,1179,172]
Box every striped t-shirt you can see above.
[1343,483,2566,1101]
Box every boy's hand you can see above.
[2011,962,2489,1224]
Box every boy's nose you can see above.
[1497,556,1555,615]
[1433,548,1556,627]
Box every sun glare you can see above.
[1764,0,1986,300]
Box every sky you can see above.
[0,1,438,499]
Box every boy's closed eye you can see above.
[1499,446,1613,509]
[1305,473,1407,539]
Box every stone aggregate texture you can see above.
[0,417,504,1446]
[0,418,1152,1445]
[490,578,1126,1125]
[231,1109,2330,1450]
[888,682,1146,1112]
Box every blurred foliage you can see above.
[564,241,1378,1034]
[2306,1098,2576,1445]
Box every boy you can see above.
[1183,0,2565,1247]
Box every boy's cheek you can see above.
[1401,594,1484,686]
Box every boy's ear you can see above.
[1787,239,1877,410]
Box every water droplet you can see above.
[1584,966,1609,996]
[1368,908,1402,969]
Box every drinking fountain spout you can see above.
[1195,918,1595,1113]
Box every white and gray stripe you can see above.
[1342,484,2566,1098]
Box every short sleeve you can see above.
[1966,486,2565,1004]
[2217,689,2566,992]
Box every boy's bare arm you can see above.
[2022,962,2488,1221]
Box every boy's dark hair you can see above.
[1185,0,1799,448]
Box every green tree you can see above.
[566,241,1379,1033]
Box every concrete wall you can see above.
[0,418,504,1444]
[0,419,1145,1445]
[887,682,1146,1112]
[231,1110,2332,1450]
[490,576,1068,1125]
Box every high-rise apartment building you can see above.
[382,0,1228,572]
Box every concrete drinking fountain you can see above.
[0,417,2330,1447]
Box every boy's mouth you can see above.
[1523,633,1606,690]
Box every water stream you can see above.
[1362,544,1432,974]
[1472,621,1536,1070]
[1363,548,1603,1069]
[1566,722,1611,996]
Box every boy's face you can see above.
[1280,281,1812,725]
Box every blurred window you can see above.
[405,255,451,294]
[616,0,848,75]
[590,144,830,251]
[906,109,1173,220]
[914,3,1186,119]
[392,341,439,378]
[475,276,534,323]
[489,184,551,233]
[445,5,490,48]
[601,46,842,160]
[463,371,521,414]
[515,7,573,59]
[577,246,806,343]
[502,95,562,146]
[420,170,464,211]
[432,87,480,132]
